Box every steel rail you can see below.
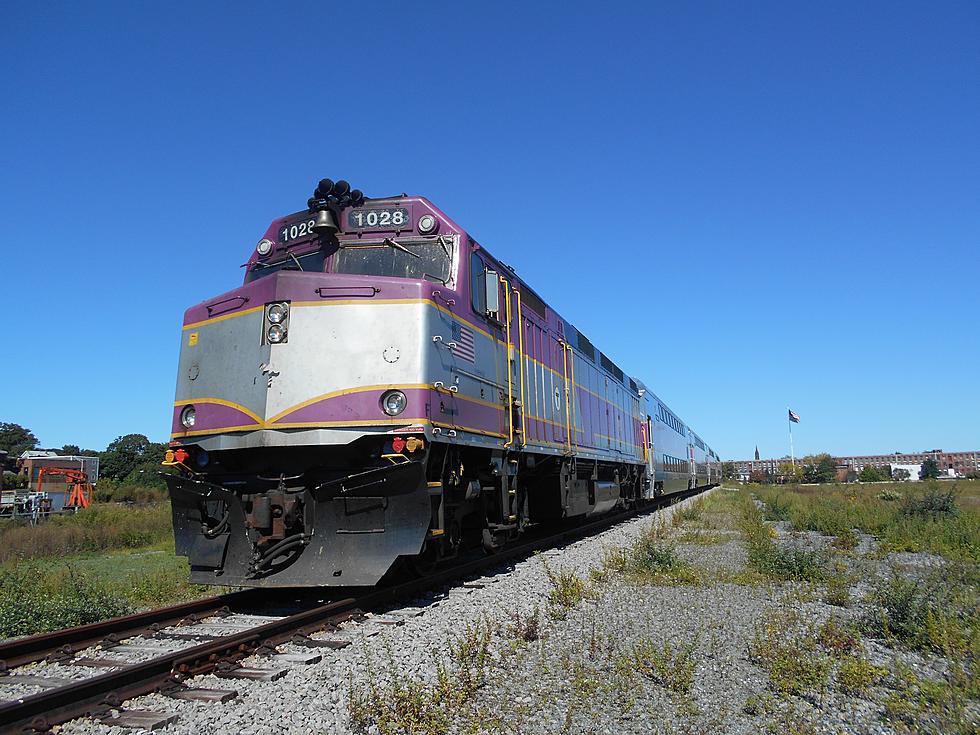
[0,488,708,735]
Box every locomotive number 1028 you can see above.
[347,208,410,230]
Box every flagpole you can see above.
[788,408,795,466]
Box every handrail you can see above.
[561,342,572,453]
[514,288,526,446]
[566,342,577,452]
[499,276,514,448]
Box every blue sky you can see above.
[1,2,977,459]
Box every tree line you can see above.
[0,422,168,489]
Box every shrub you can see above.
[877,489,902,501]
[902,485,959,518]
[0,566,132,637]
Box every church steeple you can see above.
[754,445,760,461]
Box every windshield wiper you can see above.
[383,237,420,259]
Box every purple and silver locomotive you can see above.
[163,180,720,587]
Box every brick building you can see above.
[732,449,979,481]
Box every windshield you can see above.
[246,249,327,283]
[333,238,453,284]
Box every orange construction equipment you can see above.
[36,467,93,509]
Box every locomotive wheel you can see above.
[481,527,500,555]
[407,538,441,577]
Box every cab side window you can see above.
[471,252,486,315]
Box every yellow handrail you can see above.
[514,288,526,446]
[499,276,514,448]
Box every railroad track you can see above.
[0,488,706,734]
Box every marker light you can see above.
[418,214,437,234]
[267,303,288,324]
[180,405,197,428]
[381,390,407,416]
[267,324,286,343]
[256,239,274,256]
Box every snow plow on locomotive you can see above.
[163,180,720,587]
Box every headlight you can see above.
[418,214,437,234]
[180,405,196,428]
[256,238,274,256]
[381,390,407,416]
[267,324,286,343]
[267,303,288,323]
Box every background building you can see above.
[732,449,979,482]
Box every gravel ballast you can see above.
[43,487,979,734]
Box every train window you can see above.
[471,252,486,314]
[246,248,327,282]
[576,330,595,362]
[334,239,453,283]
[521,286,546,318]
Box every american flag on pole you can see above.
[452,322,476,363]
[788,409,801,424]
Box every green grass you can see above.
[0,501,225,638]
[748,481,980,562]
[0,552,213,637]
[0,502,174,564]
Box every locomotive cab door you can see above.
[552,336,568,445]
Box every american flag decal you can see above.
[452,322,476,363]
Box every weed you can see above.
[739,496,826,582]
[883,663,978,735]
[767,645,831,699]
[749,609,833,701]
[763,493,792,522]
[836,654,886,695]
[673,500,704,525]
[877,489,902,501]
[632,634,700,694]
[831,528,859,550]
[544,564,591,619]
[823,566,852,607]
[504,605,541,644]
[348,620,496,735]
[674,530,727,546]
[604,526,703,586]
[816,617,860,658]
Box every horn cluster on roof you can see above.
[307,178,365,212]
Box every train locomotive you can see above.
[163,179,720,587]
